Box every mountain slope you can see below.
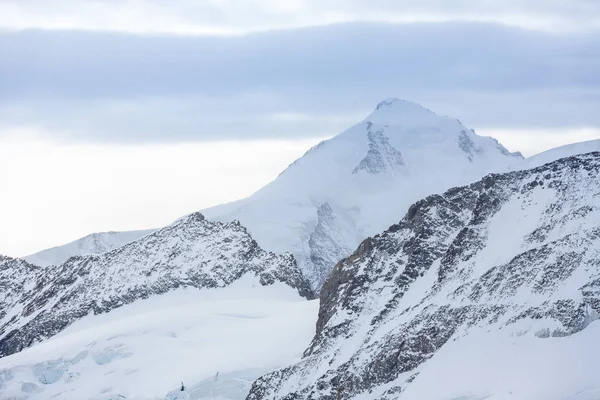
[0,213,312,358]
[24,229,155,267]
[518,138,600,170]
[23,109,597,292]
[247,152,600,400]
[204,98,522,291]
[0,278,318,400]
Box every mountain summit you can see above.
[367,97,441,125]
[204,99,522,291]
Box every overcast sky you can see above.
[1,0,599,257]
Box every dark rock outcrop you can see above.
[247,152,600,399]
[0,213,312,357]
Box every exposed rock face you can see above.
[0,213,312,357]
[0,256,41,327]
[306,203,362,290]
[352,124,404,175]
[247,152,600,399]
[457,129,483,162]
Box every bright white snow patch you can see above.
[518,139,600,170]
[401,321,600,400]
[0,276,318,400]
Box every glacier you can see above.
[0,277,318,400]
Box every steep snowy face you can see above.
[204,98,522,291]
[0,213,312,358]
[247,153,600,400]
[24,229,155,267]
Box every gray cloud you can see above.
[3,0,600,32]
[0,22,599,142]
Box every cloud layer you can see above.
[2,0,600,33]
[1,22,599,142]
[1,5,598,257]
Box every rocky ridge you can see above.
[247,152,600,399]
[0,213,312,357]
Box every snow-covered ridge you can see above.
[24,229,155,267]
[204,98,523,292]
[0,212,312,358]
[247,152,600,399]
[517,138,600,171]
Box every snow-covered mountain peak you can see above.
[372,97,434,115]
[367,97,446,127]
[356,98,520,166]
[362,99,521,166]
[204,99,523,292]
[375,97,412,108]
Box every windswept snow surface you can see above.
[400,322,600,400]
[25,229,155,267]
[0,277,318,400]
[517,139,600,170]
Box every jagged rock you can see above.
[247,152,600,399]
[352,124,404,174]
[0,213,312,357]
[305,203,362,290]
